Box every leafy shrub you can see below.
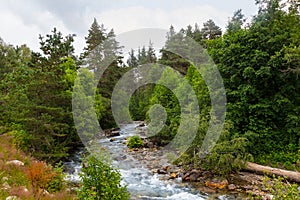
[200,137,252,176]
[126,135,144,148]
[46,162,65,193]
[78,155,130,200]
[9,127,33,153]
[26,161,64,197]
[260,175,300,200]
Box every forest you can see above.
[0,0,299,199]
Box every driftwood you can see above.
[245,162,300,183]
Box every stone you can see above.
[144,141,154,148]
[2,182,11,190]
[105,129,120,137]
[5,160,24,166]
[42,190,50,195]
[201,186,216,193]
[19,186,29,193]
[162,165,172,172]
[6,196,19,200]
[182,171,201,182]
[169,172,178,179]
[110,138,116,142]
[205,179,228,189]
[228,184,237,190]
[242,185,253,190]
[138,122,146,127]
[182,172,191,181]
[2,177,8,181]
[189,172,201,182]
[265,194,274,200]
[157,169,167,174]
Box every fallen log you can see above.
[245,162,300,183]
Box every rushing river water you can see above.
[64,122,236,200]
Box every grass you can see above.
[0,134,76,200]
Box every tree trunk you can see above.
[245,162,300,183]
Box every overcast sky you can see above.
[0,0,258,54]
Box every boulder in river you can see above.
[169,172,179,179]
[105,129,120,137]
[137,122,146,127]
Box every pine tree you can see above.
[226,9,245,33]
[201,19,222,40]
[127,49,138,68]
[147,41,157,63]
[84,18,106,53]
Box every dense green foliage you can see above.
[126,135,144,148]
[0,0,299,184]
[259,175,300,199]
[0,29,79,162]
[207,0,300,169]
[128,0,300,174]
[78,155,130,200]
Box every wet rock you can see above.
[228,184,237,190]
[111,127,120,132]
[115,155,126,161]
[137,122,146,127]
[105,128,120,137]
[169,172,178,179]
[205,178,228,189]
[110,138,116,142]
[162,165,172,172]
[6,160,24,166]
[157,169,168,174]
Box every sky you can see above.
[0,0,258,55]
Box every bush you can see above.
[200,137,252,176]
[260,175,300,200]
[78,155,130,200]
[126,135,144,148]
[26,161,64,197]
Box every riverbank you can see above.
[125,138,298,200]
[0,134,75,200]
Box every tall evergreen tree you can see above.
[84,18,106,54]
[201,19,222,40]
[226,9,246,33]
[127,49,138,68]
[147,41,157,63]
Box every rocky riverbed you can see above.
[124,143,275,200]
[64,122,275,200]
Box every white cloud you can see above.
[0,2,246,55]
[94,5,230,34]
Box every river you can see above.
[64,122,237,200]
